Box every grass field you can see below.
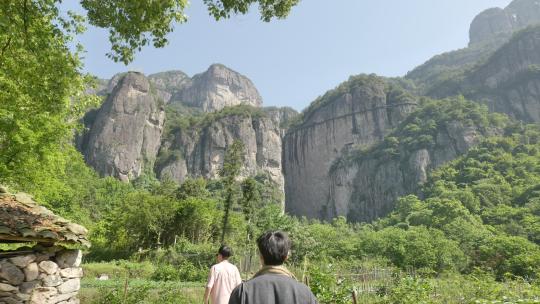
[80,279,205,303]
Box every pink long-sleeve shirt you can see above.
[206,260,242,304]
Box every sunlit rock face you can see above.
[283,76,417,219]
[157,114,285,201]
[83,72,165,182]
[175,64,263,112]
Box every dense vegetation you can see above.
[378,125,540,278]
[18,111,540,303]
[3,81,540,303]
[163,103,266,138]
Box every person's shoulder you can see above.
[246,274,297,285]
[246,275,314,294]
[229,283,245,304]
[210,263,222,271]
[293,280,314,293]
[223,261,240,271]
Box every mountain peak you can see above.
[178,63,263,112]
[469,0,540,45]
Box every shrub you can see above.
[83,261,155,280]
[151,261,207,282]
[308,265,352,304]
[385,277,433,304]
[152,264,181,281]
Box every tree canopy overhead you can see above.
[81,0,300,64]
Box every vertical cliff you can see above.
[82,72,165,182]
[156,108,285,202]
[283,76,417,219]
[465,27,540,122]
[80,64,282,190]
[327,98,506,222]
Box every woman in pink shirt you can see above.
[204,245,243,304]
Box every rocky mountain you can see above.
[176,64,263,112]
[283,76,417,219]
[148,70,191,104]
[407,0,540,96]
[284,0,540,221]
[327,98,505,222]
[156,107,285,199]
[469,0,540,45]
[81,72,165,182]
[79,0,540,222]
[93,64,261,112]
[465,27,540,122]
[425,26,540,122]
[80,65,292,199]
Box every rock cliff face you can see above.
[469,8,515,45]
[81,64,275,186]
[408,0,540,97]
[263,107,300,133]
[82,72,165,182]
[283,76,417,219]
[176,64,263,112]
[157,112,284,197]
[284,0,540,221]
[469,0,540,45]
[94,64,261,113]
[465,27,540,122]
[422,26,540,123]
[148,70,191,104]
[328,103,503,222]
[410,0,540,123]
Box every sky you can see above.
[68,0,513,111]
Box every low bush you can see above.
[83,261,155,280]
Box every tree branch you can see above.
[0,36,12,63]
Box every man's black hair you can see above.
[218,245,232,258]
[257,230,290,266]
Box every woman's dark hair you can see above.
[218,245,232,258]
[256,231,290,266]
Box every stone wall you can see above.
[0,246,83,304]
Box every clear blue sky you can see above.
[69,0,512,111]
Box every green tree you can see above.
[0,1,98,194]
[240,177,261,244]
[219,140,245,243]
[176,178,210,200]
[168,197,221,244]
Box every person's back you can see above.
[229,272,316,304]
[205,246,242,304]
[228,231,317,304]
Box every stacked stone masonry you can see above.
[0,248,82,304]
